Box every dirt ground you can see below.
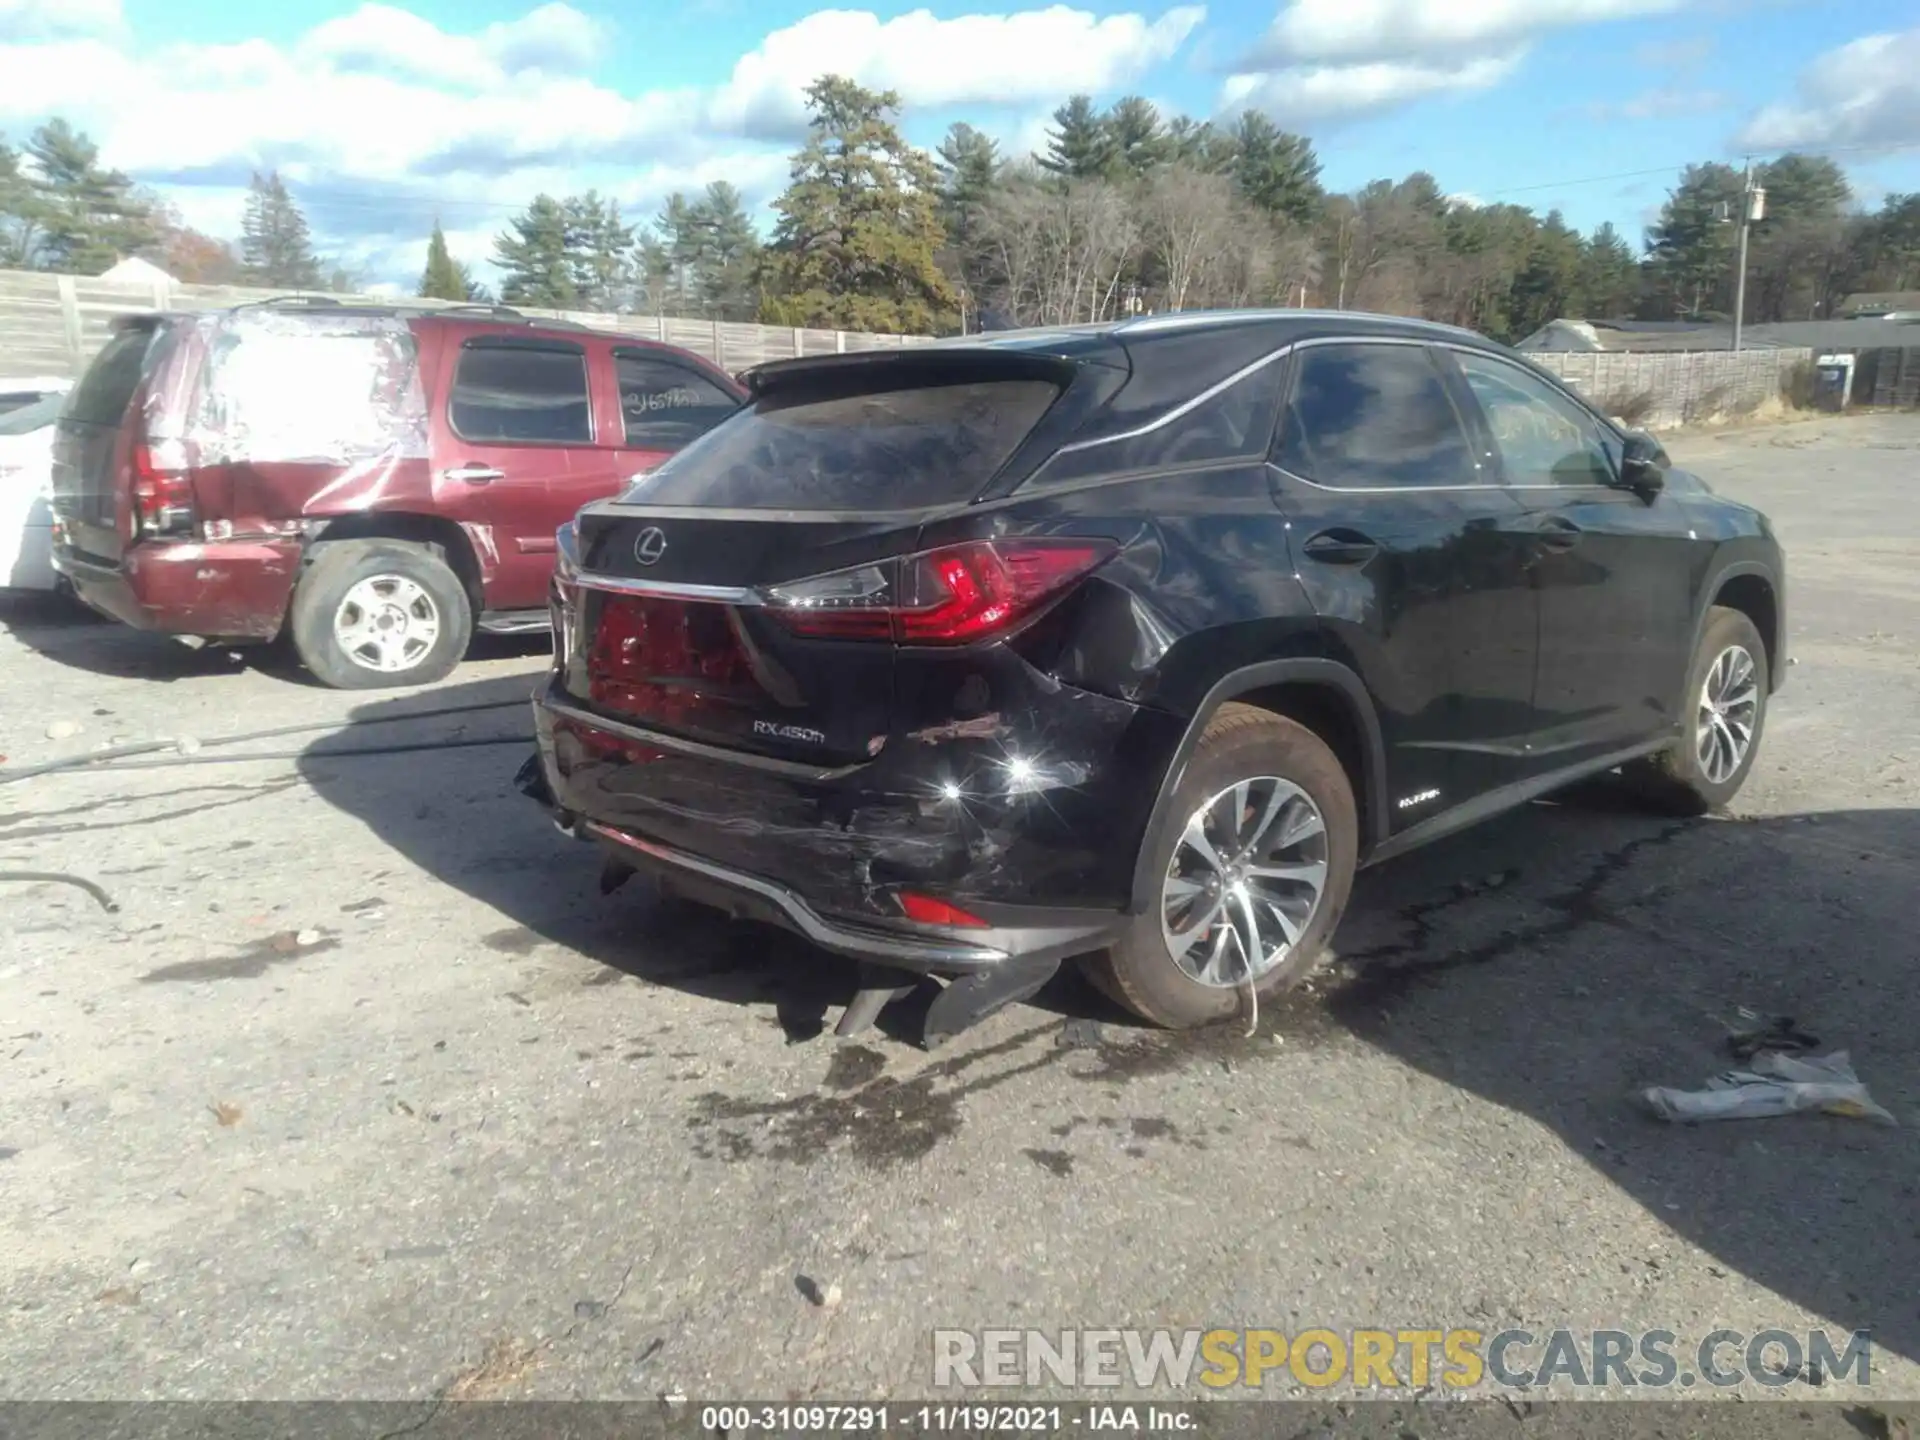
[2,412,1917,1413]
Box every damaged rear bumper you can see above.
[55,537,299,640]
[516,676,1172,980]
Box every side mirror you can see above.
[1618,429,1667,499]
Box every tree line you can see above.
[0,120,358,289]
[9,92,1920,340]
[485,79,1920,338]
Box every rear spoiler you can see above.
[742,337,1126,399]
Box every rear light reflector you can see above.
[897,892,990,928]
[764,538,1115,645]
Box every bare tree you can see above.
[1138,167,1240,311]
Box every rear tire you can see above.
[1621,605,1768,815]
[1085,703,1359,1029]
[289,539,472,690]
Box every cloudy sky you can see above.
[1,0,1917,288]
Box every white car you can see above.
[0,385,68,592]
[0,376,70,418]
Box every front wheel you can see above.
[1622,605,1769,815]
[1085,704,1359,1029]
[288,539,473,690]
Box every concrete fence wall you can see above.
[0,267,930,379]
[1531,348,1814,429]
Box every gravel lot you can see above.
[2,412,1917,1413]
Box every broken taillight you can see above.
[130,438,195,539]
[762,538,1115,645]
[897,892,990,928]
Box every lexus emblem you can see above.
[633,527,668,566]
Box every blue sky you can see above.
[3,0,1918,286]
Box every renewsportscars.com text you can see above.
[933,1327,1874,1391]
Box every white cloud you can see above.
[0,0,119,42]
[1221,49,1521,126]
[1245,0,1687,67]
[3,1,1205,284]
[1735,27,1920,152]
[297,2,608,90]
[709,5,1205,137]
[1220,0,1699,128]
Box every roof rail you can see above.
[432,303,530,321]
[232,294,348,311]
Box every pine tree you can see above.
[239,170,322,288]
[418,222,470,301]
[492,194,578,308]
[23,119,156,274]
[1646,162,1745,317]
[935,123,1001,296]
[1039,96,1118,180]
[1106,97,1168,178]
[564,191,635,311]
[0,136,38,269]
[694,182,761,319]
[761,76,956,333]
[1579,223,1640,319]
[1165,117,1236,175]
[1229,112,1322,225]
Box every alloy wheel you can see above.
[1160,775,1330,987]
[1695,643,1759,785]
[333,574,442,675]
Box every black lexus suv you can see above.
[521,310,1786,1044]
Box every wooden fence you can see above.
[0,268,930,379]
[1530,348,1814,428]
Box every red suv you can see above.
[50,300,744,687]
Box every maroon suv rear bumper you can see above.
[55,537,301,641]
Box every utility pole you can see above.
[1732,158,1766,353]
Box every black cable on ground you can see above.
[0,871,120,911]
[79,733,534,772]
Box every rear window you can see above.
[64,327,159,427]
[194,321,426,463]
[621,379,1059,510]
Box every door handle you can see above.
[1301,529,1380,565]
[442,464,505,485]
[1531,515,1583,551]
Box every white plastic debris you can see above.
[1640,1051,1897,1126]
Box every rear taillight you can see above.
[130,439,195,539]
[763,539,1115,645]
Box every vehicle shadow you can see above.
[0,592,550,684]
[303,671,1918,1366]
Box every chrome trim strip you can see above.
[574,572,763,605]
[544,697,865,781]
[1053,343,1297,456]
[583,822,1010,967]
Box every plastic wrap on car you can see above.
[167,309,429,468]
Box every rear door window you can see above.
[614,350,741,450]
[449,341,593,445]
[64,327,160,427]
[622,378,1059,510]
[1273,343,1481,489]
